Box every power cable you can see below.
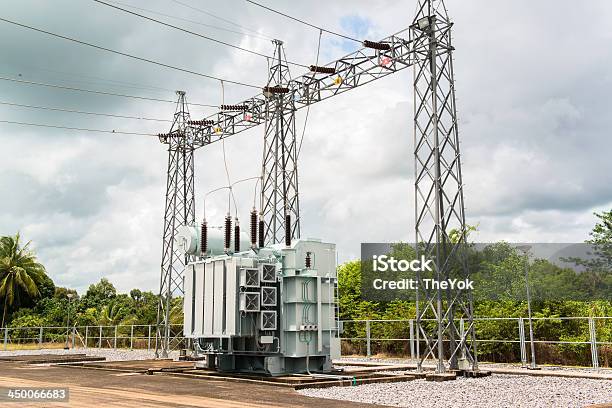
[0,17,260,89]
[230,176,261,217]
[0,120,157,136]
[218,80,238,216]
[92,0,269,59]
[0,100,172,122]
[297,29,322,160]
[0,63,175,93]
[92,0,309,69]
[170,0,266,38]
[0,76,217,107]
[109,0,271,41]
[245,0,361,43]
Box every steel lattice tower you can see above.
[155,91,196,358]
[411,0,477,373]
[260,40,301,246]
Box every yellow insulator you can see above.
[334,76,343,85]
[214,126,222,134]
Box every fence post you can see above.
[409,319,415,361]
[147,325,151,351]
[589,317,599,370]
[366,320,371,358]
[130,325,134,350]
[85,326,89,349]
[98,325,102,348]
[4,327,8,350]
[39,327,43,349]
[114,326,118,349]
[519,317,527,367]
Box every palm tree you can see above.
[0,234,46,327]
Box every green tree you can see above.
[0,234,47,327]
[588,209,612,269]
[129,289,143,302]
[80,278,117,309]
[54,287,78,300]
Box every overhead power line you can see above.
[170,0,266,38]
[1,62,176,93]
[0,120,157,136]
[0,17,260,89]
[92,0,308,69]
[0,100,172,122]
[0,76,217,107]
[109,0,271,41]
[92,0,269,59]
[245,0,361,43]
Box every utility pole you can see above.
[260,40,300,246]
[155,91,196,358]
[411,0,477,373]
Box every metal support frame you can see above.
[411,0,477,373]
[409,319,415,360]
[155,91,196,358]
[152,1,475,372]
[260,40,300,245]
[186,32,414,146]
[589,317,599,369]
[366,320,371,357]
[519,317,527,367]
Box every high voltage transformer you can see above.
[178,223,340,375]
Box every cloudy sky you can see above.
[1,0,611,294]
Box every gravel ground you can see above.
[338,357,612,375]
[298,374,612,408]
[0,347,179,361]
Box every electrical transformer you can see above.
[178,226,340,376]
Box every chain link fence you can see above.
[339,317,611,368]
[2,317,610,368]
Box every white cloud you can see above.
[1,0,611,294]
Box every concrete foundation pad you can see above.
[0,353,106,364]
[65,359,196,373]
[169,368,417,389]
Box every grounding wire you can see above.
[92,0,309,69]
[0,63,175,93]
[0,76,217,107]
[0,17,260,89]
[92,0,268,59]
[297,29,322,160]
[0,100,172,122]
[245,0,361,43]
[108,0,272,41]
[0,120,156,136]
[170,0,268,38]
